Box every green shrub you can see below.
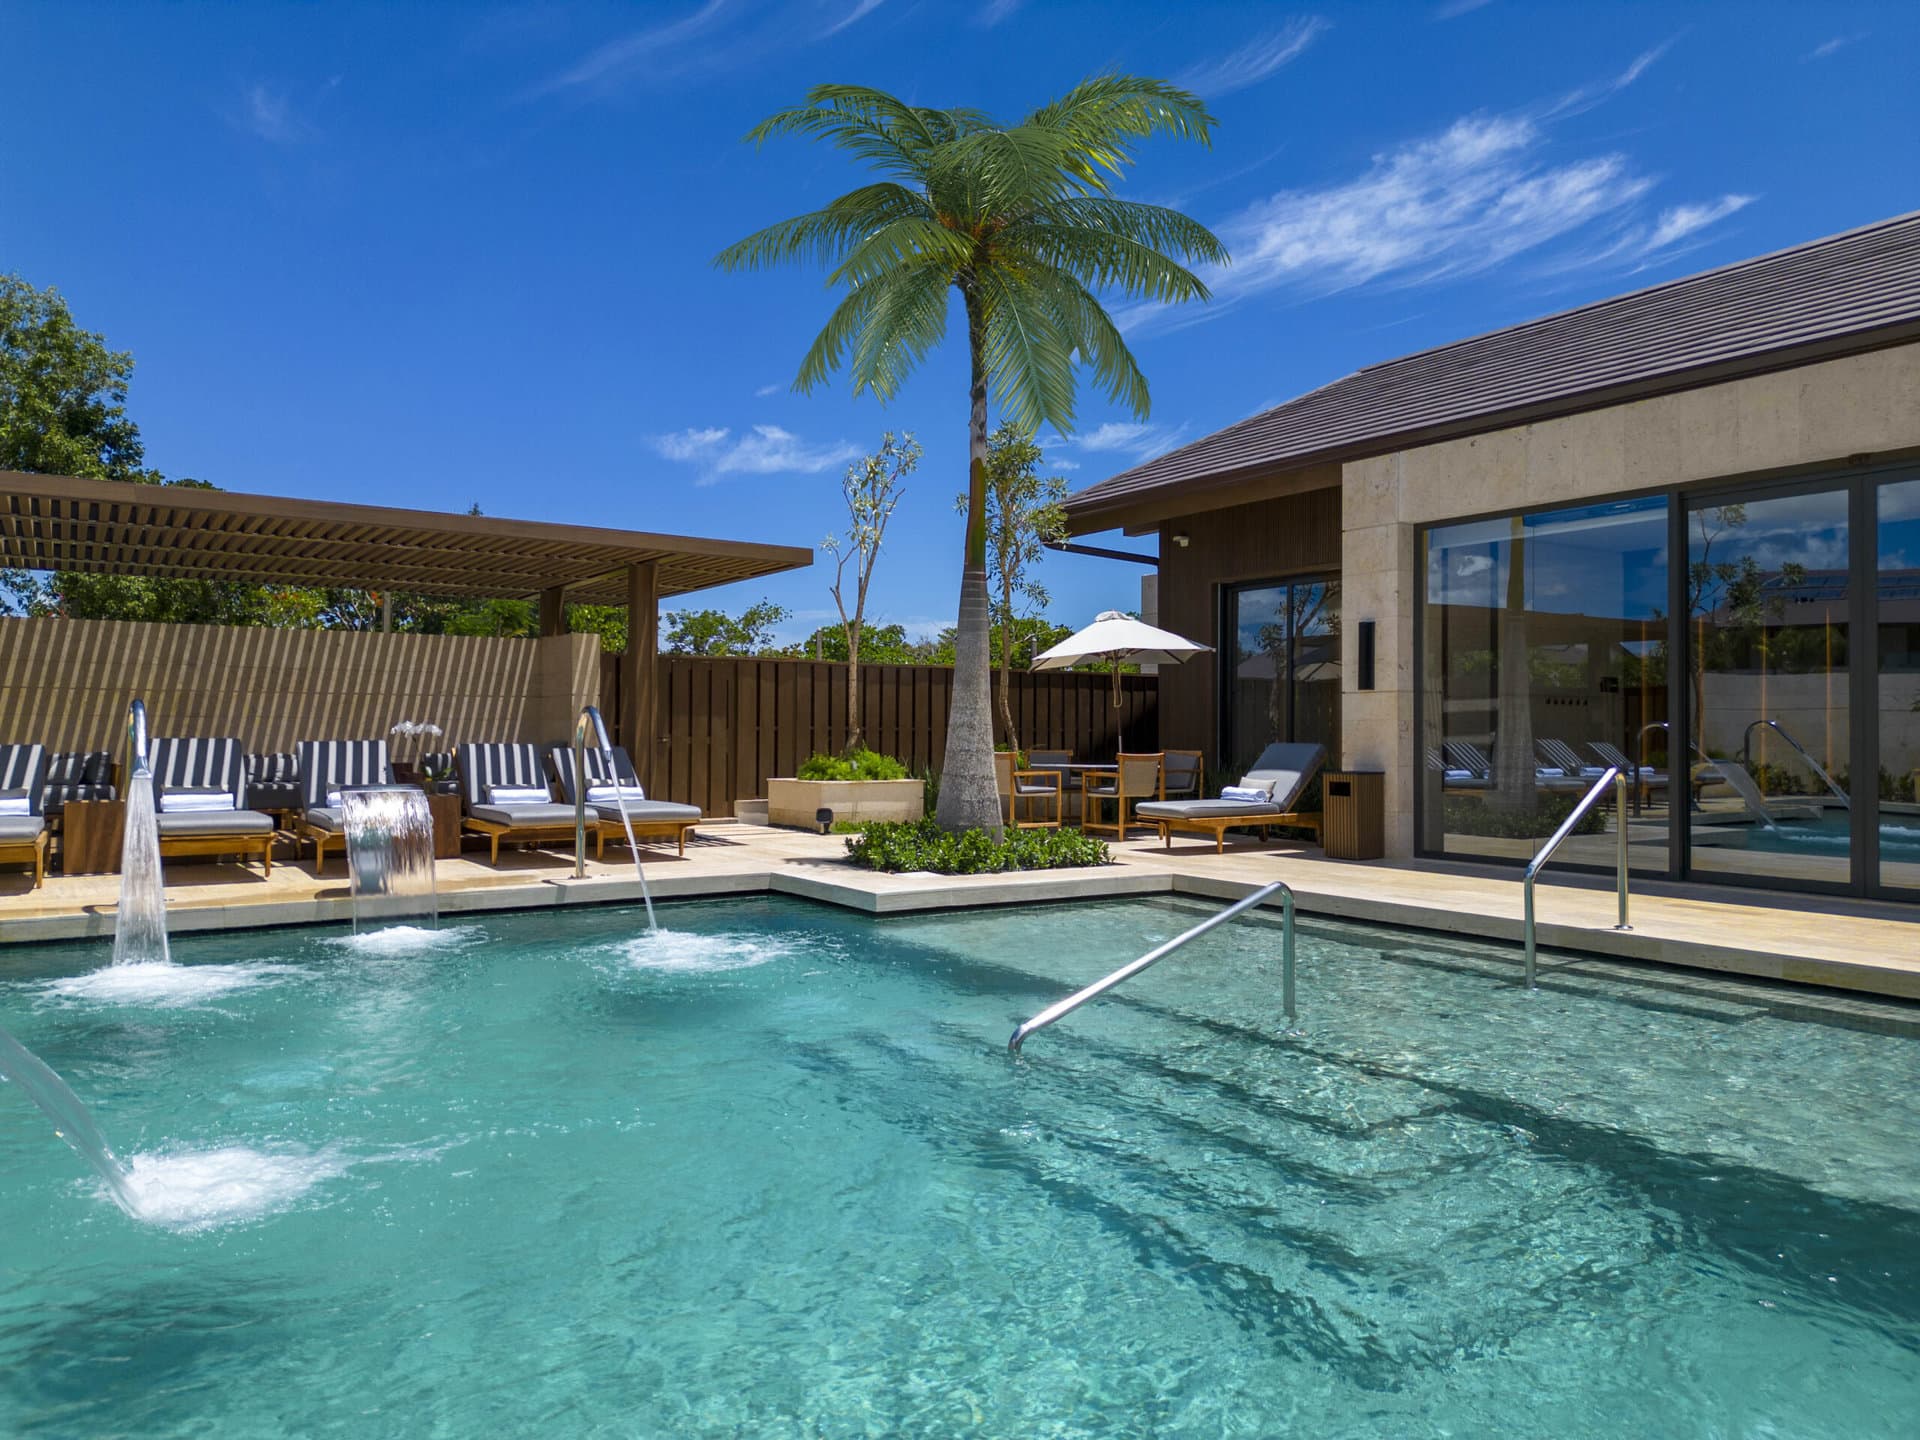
[845,819,1110,875]
[796,747,910,782]
[1443,792,1609,840]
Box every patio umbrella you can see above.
[1033,610,1212,751]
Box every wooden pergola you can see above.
[0,470,812,769]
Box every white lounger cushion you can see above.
[586,784,648,804]
[162,789,237,813]
[155,810,273,836]
[594,799,701,824]
[469,802,580,827]
[0,793,31,816]
[488,785,550,806]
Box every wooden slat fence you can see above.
[604,654,1158,817]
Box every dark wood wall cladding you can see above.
[1153,483,1343,763]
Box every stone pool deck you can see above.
[2,821,1916,1000]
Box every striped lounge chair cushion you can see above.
[151,737,247,807]
[295,740,392,808]
[545,744,642,805]
[0,743,49,817]
[455,743,550,808]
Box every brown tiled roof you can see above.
[1064,211,1920,529]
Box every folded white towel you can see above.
[163,791,237,813]
[488,785,550,806]
[1219,785,1272,804]
[0,795,31,816]
[1444,769,1475,781]
[587,784,647,804]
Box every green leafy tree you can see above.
[825,431,919,748]
[718,78,1224,832]
[662,599,790,656]
[1,274,148,481]
[959,424,1068,754]
[789,620,928,664]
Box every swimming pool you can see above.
[2,896,1917,1436]
[1733,812,1920,861]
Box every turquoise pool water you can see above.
[1735,813,1920,860]
[2,897,1917,1436]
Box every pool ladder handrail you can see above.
[1741,718,1850,811]
[1008,881,1295,1053]
[1522,766,1630,989]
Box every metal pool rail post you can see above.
[1009,881,1296,1053]
[1522,768,1631,988]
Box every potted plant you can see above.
[766,748,924,829]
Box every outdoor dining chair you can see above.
[1082,752,1164,840]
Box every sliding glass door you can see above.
[1682,485,1853,888]
[1222,577,1340,778]
[1877,477,1920,895]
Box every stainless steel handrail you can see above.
[126,698,151,779]
[1522,767,1630,988]
[1008,880,1295,1053]
[1742,718,1850,810]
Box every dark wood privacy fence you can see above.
[603,654,1159,816]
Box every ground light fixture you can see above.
[816,808,834,835]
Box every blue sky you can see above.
[4,1,1914,646]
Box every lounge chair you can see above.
[150,736,276,874]
[0,742,51,888]
[41,749,117,819]
[458,742,610,866]
[1136,742,1327,854]
[1083,752,1164,840]
[993,751,1061,829]
[1537,737,1608,779]
[546,744,701,856]
[295,740,394,873]
[245,751,303,826]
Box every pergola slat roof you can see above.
[0,472,811,604]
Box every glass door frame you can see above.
[1217,571,1341,780]
[1411,458,1914,900]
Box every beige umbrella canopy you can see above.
[1034,610,1213,747]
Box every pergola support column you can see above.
[538,586,567,637]
[620,561,659,791]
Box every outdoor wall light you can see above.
[1171,533,1190,548]
[816,808,834,835]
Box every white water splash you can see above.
[42,961,303,1009]
[325,924,482,957]
[616,930,796,973]
[108,1145,350,1231]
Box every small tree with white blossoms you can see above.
[825,431,920,750]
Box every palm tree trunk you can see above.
[936,288,1004,834]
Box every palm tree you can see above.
[717,79,1225,832]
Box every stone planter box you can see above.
[766,778,924,829]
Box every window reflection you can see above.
[1420,497,1669,870]
[1878,477,1920,894]
[1224,577,1340,778]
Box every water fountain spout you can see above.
[339,787,438,932]
[0,1024,138,1215]
[112,699,171,967]
[573,705,657,930]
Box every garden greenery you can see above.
[845,820,1110,875]
[796,747,911,782]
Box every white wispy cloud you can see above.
[825,0,888,37]
[1065,422,1190,462]
[233,81,332,144]
[1434,0,1494,17]
[1177,16,1329,98]
[753,383,785,398]
[1805,33,1866,61]
[978,0,1024,27]
[1542,38,1676,119]
[1122,45,1752,332]
[651,424,861,484]
[528,0,729,97]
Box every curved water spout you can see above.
[573,705,657,930]
[113,699,171,966]
[0,1025,138,1215]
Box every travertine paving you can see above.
[2,822,1915,999]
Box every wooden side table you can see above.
[426,792,464,859]
[62,798,126,875]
